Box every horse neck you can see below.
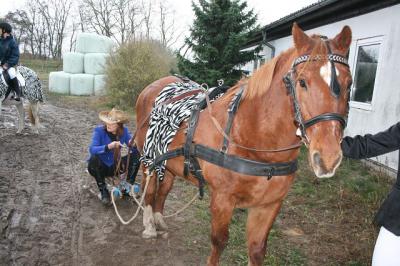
[231,50,300,159]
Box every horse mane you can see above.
[241,51,285,100]
[242,34,329,100]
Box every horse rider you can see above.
[341,122,400,266]
[0,22,21,101]
[88,108,141,205]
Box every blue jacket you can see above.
[0,35,19,67]
[89,125,132,167]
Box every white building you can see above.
[243,0,400,172]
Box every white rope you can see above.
[110,174,152,225]
[162,192,198,218]
[130,182,199,219]
[110,172,200,223]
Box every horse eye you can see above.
[299,79,307,89]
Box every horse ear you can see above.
[292,22,312,52]
[333,26,352,53]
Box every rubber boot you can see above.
[98,183,111,205]
[9,77,21,101]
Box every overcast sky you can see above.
[1,0,318,50]
[1,0,318,25]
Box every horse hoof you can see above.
[142,228,157,239]
[154,212,168,231]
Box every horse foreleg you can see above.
[154,170,175,232]
[15,101,24,134]
[142,168,158,239]
[207,192,235,266]
[29,102,40,134]
[246,202,283,266]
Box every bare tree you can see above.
[37,0,72,58]
[158,1,181,49]
[3,0,182,58]
[24,2,48,57]
[69,22,78,52]
[80,0,116,38]
[77,4,86,32]
[143,0,153,39]
[127,1,144,42]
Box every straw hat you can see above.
[99,108,129,124]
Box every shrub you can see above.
[105,40,177,109]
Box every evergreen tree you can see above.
[177,0,260,86]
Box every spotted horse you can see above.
[0,65,44,134]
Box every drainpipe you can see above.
[262,30,275,58]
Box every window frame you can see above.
[349,36,384,111]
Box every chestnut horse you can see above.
[135,23,352,265]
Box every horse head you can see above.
[290,23,352,178]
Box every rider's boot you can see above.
[98,182,111,205]
[9,77,21,101]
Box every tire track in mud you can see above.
[51,118,86,266]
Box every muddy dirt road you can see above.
[0,101,206,266]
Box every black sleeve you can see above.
[341,122,400,159]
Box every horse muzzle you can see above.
[310,150,343,178]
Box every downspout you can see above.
[262,30,275,58]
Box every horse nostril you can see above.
[313,152,321,166]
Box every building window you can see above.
[351,37,382,105]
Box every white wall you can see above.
[257,4,400,170]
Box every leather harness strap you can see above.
[221,86,245,153]
[161,89,205,106]
[150,84,298,199]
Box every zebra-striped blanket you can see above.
[140,79,229,180]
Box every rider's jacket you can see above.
[341,122,400,236]
[0,35,19,68]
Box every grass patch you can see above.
[185,147,393,265]
[20,57,62,82]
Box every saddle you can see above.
[141,80,230,181]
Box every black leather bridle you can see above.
[283,41,350,144]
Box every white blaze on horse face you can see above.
[320,62,339,86]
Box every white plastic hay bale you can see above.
[84,53,108,75]
[48,71,71,94]
[63,52,84,74]
[70,74,94,96]
[94,74,106,95]
[75,33,115,54]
